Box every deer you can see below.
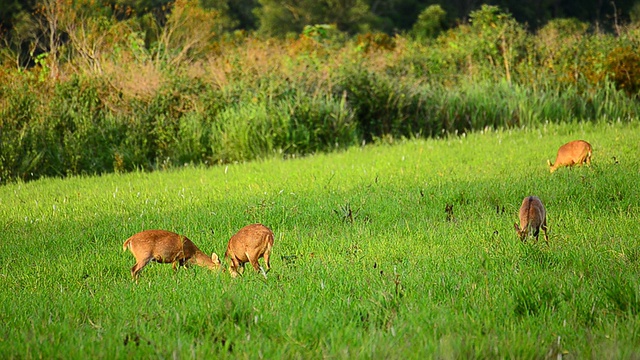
[514,196,549,244]
[225,223,274,278]
[122,230,221,280]
[548,140,592,173]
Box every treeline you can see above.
[2,0,640,39]
[0,3,639,184]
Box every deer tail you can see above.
[122,238,131,252]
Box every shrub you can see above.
[49,76,116,175]
[209,101,281,163]
[2,4,640,184]
[174,112,212,165]
[605,46,640,95]
[410,4,446,40]
[0,76,43,182]
[283,91,357,153]
[334,68,417,141]
[209,90,357,163]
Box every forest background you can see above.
[1,0,640,185]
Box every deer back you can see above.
[125,230,217,266]
[225,224,274,261]
[518,196,546,231]
[550,140,592,172]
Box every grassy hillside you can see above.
[3,5,640,184]
[1,120,639,358]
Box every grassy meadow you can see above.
[1,120,639,358]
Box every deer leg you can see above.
[131,257,153,280]
[533,227,540,243]
[541,221,549,245]
[263,249,272,273]
[247,254,267,278]
[172,261,185,274]
[176,259,190,271]
[228,256,241,278]
[247,253,261,272]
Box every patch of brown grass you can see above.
[102,53,164,101]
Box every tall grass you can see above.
[2,67,637,184]
[1,120,639,358]
[2,14,640,184]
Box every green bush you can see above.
[1,4,640,184]
[209,90,357,163]
[0,78,43,182]
[50,77,117,176]
[334,68,421,141]
[284,91,357,153]
[174,111,212,165]
[410,5,446,40]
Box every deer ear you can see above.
[513,223,519,231]
[211,253,220,263]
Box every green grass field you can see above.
[1,120,639,358]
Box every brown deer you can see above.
[548,140,592,173]
[225,223,274,278]
[123,230,221,280]
[514,196,549,244]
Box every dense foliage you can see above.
[2,0,638,36]
[1,3,640,184]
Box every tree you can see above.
[32,0,70,79]
[0,0,37,33]
[255,0,371,37]
[153,0,226,66]
[0,9,37,68]
[226,0,259,30]
[410,4,446,39]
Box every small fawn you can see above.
[514,196,549,244]
[123,230,221,280]
[548,140,592,173]
[225,223,274,278]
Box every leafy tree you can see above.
[532,18,589,85]
[437,5,528,83]
[0,8,37,68]
[255,0,371,37]
[468,5,528,82]
[366,0,420,33]
[226,0,259,30]
[410,4,446,39]
[0,0,36,33]
[107,0,171,23]
[630,1,640,24]
[152,0,227,66]
[442,0,481,22]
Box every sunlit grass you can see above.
[1,120,639,358]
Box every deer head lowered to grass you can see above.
[123,230,221,280]
[225,223,274,278]
[548,140,592,173]
[514,196,549,244]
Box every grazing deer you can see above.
[225,223,274,278]
[514,196,549,244]
[548,140,592,173]
[123,230,221,280]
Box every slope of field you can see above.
[1,120,639,358]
